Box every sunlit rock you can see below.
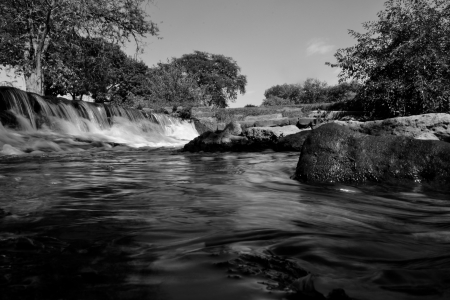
[295,123,450,185]
[184,122,301,152]
[243,125,300,142]
[329,113,450,142]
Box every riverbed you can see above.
[1,148,449,300]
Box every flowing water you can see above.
[1,88,450,300]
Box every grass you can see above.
[191,99,364,122]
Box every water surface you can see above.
[1,149,449,300]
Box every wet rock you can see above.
[274,130,311,151]
[243,125,300,142]
[193,119,213,134]
[216,252,352,300]
[216,252,308,290]
[295,123,450,185]
[184,122,301,152]
[224,120,242,135]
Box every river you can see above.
[1,147,450,300]
[1,87,450,299]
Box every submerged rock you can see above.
[216,252,354,300]
[295,123,450,185]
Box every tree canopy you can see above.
[327,0,450,117]
[175,51,247,108]
[262,79,359,106]
[0,0,158,95]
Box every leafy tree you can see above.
[45,37,128,100]
[104,57,150,107]
[144,59,209,109]
[299,78,328,104]
[327,0,450,117]
[175,51,247,108]
[326,81,361,103]
[264,84,302,102]
[0,0,158,95]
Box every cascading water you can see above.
[0,87,198,155]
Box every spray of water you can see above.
[0,87,199,155]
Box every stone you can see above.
[183,123,301,152]
[296,118,317,129]
[274,129,311,151]
[223,120,242,135]
[243,125,300,142]
[329,113,450,142]
[295,123,450,186]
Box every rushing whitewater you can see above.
[0,87,198,155]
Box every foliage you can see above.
[327,0,450,117]
[0,0,158,95]
[326,81,361,103]
[264,84,302,102]
[261,96,293,106]
[263,79,358,105]
[175,51,247,108]
[244,104,257,107]
[300,78,328,104]
[144,59,209,109]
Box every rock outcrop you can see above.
[295,123,450,186]
[183,122,302,152]
[274,130,311,151]
[330,113,450,142]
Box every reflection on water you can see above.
[1,150,450,300]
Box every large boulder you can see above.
[330,113,450,142]
[274,130,311,151]
[295,123,450,186]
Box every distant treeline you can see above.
[262,79,361,106]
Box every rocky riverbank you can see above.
[184,113,450,186]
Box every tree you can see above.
[326,81,361,103]
[44,37,128,100]
[175,51,247,108]
[327,0,450,117]
[144,59,209,109]
[299,78,328,103]
[0,0,158,95]
[264,84,302,102]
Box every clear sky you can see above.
[132,0,387,107]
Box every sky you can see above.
[131,0,387,107]
[0,0,387,107]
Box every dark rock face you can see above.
[274,130,311,151]
[295,123,450,185]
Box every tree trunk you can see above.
[25,68,44,95]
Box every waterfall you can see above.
[0,87,198,155]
